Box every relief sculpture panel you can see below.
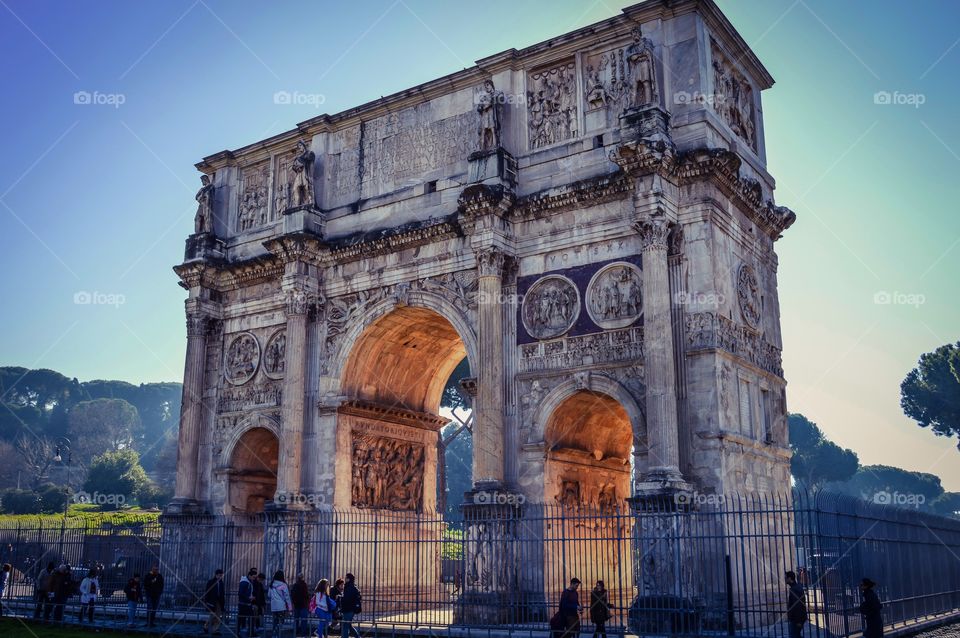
[237,162,270,232]
[521,275,580,340]
[224,332,260,385]
[351,433,425,511]
[527,60,578,150]
[586,262,643,329]
[711,40,757,150]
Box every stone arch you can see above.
[531,373,645,447]
[223,413,281,515]
[323,290,478,405]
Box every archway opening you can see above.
[544,390,633,510]
[228,427,279,514]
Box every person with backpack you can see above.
[202,569,226,635]
[78,568,99,624]
[291,573,310,637]
[34,561,55,620]
[124,573,143,628]
[339,573,362,638]
[144,565,164,627]
[785,571,808,638]
[312,579,338,637]
[268,570,293,638]
[238,568,258,637]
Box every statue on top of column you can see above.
[476,79,503,153]
[194,173,215,235]
[290,139,316,209]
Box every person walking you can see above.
[558,578,582,638]
[329,578,345,633]
[144,565,164,627]
[35,561,55,620]
[268,570,293,638]
[312,579,338,637]
[589,580,611,638]
[124,573,143,627]
[785,571,808,638]
[238,568,259,637]
[0,563,10,617]
[860,578,884,638]
[202,569,226,635]
[339,574,362,638]
[255,572,268,635]
[291,574,310,637]
[78,568,99,624]
[51,564,71,623]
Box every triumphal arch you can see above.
[167,0,796,619]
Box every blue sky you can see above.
[1,0,958,489]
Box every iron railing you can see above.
[0,490,957,637]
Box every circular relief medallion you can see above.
[736,263,761,329]
[224,332,260,386]
[586,262,643,329]
[262,329,286,380]
[521,275,581,340]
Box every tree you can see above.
[437,358,472,515]
[83,449,149,510]
[931,492,960,518]
[67,398,140,465]
[788,413,859,490]
[830,465,944,510]
[15,434,56,489]
[901,341,960,451]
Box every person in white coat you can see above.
[79,568,99,624]
[268,570,293,637]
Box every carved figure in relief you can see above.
[626,30,658,108]
[225,333,260,385]
[586,264,643,329]
[527,63,577,149]
[263,332,286,377]
[194,174,215,234]
[521,276,580,340]
[476,79,503,152]
[290,140,316,209]
[585,65,609,108]
[711,45,757,149]
[557,480,581,510]
[737,264,762,328]
[352,435,425,510]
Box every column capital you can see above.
[474,246,511,278]
[634,217,671,251]
[282,282,323,317]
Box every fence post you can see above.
[724,554,735,636]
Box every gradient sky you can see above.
[1,1,958,489]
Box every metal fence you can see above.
[0,490,958,637]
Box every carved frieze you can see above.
[527,60,578,150]
[216,381,282,413]
[519,326,643,373]
[272,150,295,215]
[583,29,658,118]
[556,479,620,515]
[711,40,757,150]
[351,432,425,511]
[224,332,260,385]
[237,162,269,232]
[685,311,782,377]
[736,263,762,329]
[586,262,643,329]
[521,275,580,340]
[262,330,286,379]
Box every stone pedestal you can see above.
[184,232,224,261]
[467,148,517,186]
[282,205,326,237]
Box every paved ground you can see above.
[909,623,960,637]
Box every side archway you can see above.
[222,414,281,515]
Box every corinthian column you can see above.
[473,247,507,486]
[173,309,209,507]
[275,286,313,507]
[636,218,683,483]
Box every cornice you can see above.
[262,232,327,265]
[511,172,632,220]
[324,217,463,265]
[337,399,448,432]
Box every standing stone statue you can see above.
[476,79,503,153]
[626,29,658,108]
[194,174,215,234]
[290,139,316,209]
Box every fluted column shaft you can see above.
[276,288,311,505]
[637,219,683,481]
[474,247,506,485]
[174,311,208,502]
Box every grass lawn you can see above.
[0,504,161,528]
[0,618,136,637]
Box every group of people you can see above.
[786,571,884,638]
[200,568,363,638]
[550,579,615,638]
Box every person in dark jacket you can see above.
[291,573,310,636]
[339,573,362,638]
[556,578,582,638]
[860,578,884,638]
[124,573,143,627]
[238,568,258,637]
[785,571,807,638]
[589,580,611,638]
[330,578,345,632]
[254,572,268,634]
[35,561,55,620]
[144,565,164,627]
[202,569,226,635]
[50,565,72,622]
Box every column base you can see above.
[163,497,207,515]
[631,475,693,510]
